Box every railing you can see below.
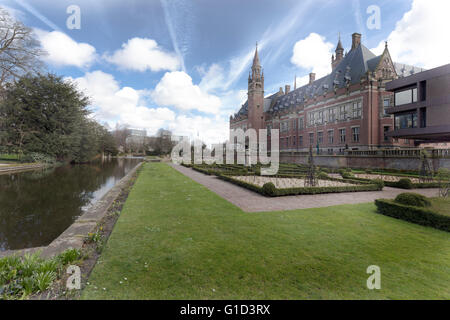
[344,148,450,158]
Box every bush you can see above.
[365,169,373,174]
[395,193,431,208]
[396,178,413,189]
[372,179,385,189]
[375,199,450,232]
[342,172,354,179]
[262,182,277,196]
[318,172,329,179]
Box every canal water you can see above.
[0,158,142,251]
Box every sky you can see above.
[1,0,449,145]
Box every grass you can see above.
[429,197,450,217]
[82,163,450,300]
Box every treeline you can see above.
[0,73,117,163]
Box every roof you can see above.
[232,43,424,118]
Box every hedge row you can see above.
[375,199,450,232]
[343,175,439,189]
[217,174,382,197]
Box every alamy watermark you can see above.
[366,265,381,290]
[171,128,280,175]
[66,5,81,30]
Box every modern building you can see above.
[385,63,450,143]
[230,33,425,154]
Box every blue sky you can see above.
[1,0,448,144]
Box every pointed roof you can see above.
[252,42,260,67]
[336,33,344,52]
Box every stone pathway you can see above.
[171,164,440,212]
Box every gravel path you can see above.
[170,164,440,212]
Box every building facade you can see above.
[230,33,424,154]
[386,63,450,143]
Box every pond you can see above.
[0,158,142,251]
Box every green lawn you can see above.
[430,197,450,217]
[82,163,450,299]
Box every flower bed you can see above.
[354,173,422,183]
[233,176,354,188]
[218,174,382,197]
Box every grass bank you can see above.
[82,163,450,299]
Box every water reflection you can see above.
[0,158,141,251]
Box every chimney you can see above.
[352,33,361,50]
[309,73,316,84]
[285,85,290,94]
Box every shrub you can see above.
[372,179,385,189]
[395,193,431,208]
[396,178,413,189]
[262,182,277,196]
[365,169,373,174]
[375,199,450,232]
[317,172,329,179]
[342,172,354,179]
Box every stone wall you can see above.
[280,152,450,170]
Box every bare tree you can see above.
[0,7,44,92]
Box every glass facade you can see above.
[395,112,418,130]
[395,87,418,106]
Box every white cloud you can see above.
[372,0,450,69]
[168,114,230,145]
[67,71,175,134]
[151,71,222,113]
[104,37,180,72]
[291,33,333,79]
[35,29,96,68]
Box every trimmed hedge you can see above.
[346,175,440,189]
[218,174,382,197]
[375,199,450,232]
[395,193,431,208]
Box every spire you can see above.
[252,42,260,67]
[336,32,344,51]
[294,74,297,90]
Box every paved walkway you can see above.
[171,164,440,212]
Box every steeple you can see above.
[250,42,262,84]
[332,33,344,70]
[252,42,260,68]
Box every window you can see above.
[339,129,346,143]
[318,111,323,124]
[328,130,334,144]
[318,132,323,144]
[420,108,427,128]
[299,135,303,146]
[384,126,390,142]
[352,127,360,142]
[352,101,362,118]
[293,136,296,146]
[420,81,427,101]
[298,117,304,130]
[395,112,418,130]
[383,98,390,116]
[339,105,346,120]
[329,108,336,122]
[308,113,314,126]
[394,87,418,106]
[309,133,314,145]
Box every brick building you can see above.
[230,33,424,154]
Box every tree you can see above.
[0,7,44,93]
[0,73,98,161]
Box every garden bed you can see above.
[233,176,354,188]
[218,174,382,197]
